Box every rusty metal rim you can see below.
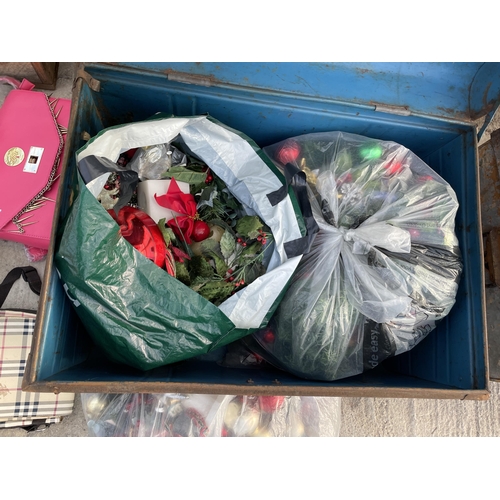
[21,380,491,401]
[23,70,83,389]
[474,129,493,384]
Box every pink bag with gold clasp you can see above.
[0,78,71,250]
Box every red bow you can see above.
[154,178,198,244]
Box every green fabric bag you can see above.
[55,115,308,370]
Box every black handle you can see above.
[267,162,319,258]
[0,267,42,308]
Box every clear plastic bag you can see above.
[128,142,187,180]
[250,132,463,381]
[81,393,341,437]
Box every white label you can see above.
[23,147,44,173]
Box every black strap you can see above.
[267,162,319,258]
[0,267,42,308]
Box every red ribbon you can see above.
[154,178,198,244]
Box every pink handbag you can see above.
[0,78,71,249]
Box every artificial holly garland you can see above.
[156,178,274,306]
[100,141,274,306]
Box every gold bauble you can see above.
[232,410,260,436]
[250,426,273,437]
[85,395,107,419]
[290,416,305,437]
[223,400,242,430]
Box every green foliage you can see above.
[235,216,263,238]
[153,149,272,305]
[197,281,235,305]
[220,230,236,260]
[189,256,214,279]
[163,165,207,185]
[175,262,191,286]
[158,219,176,247]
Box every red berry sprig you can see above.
[257,228,270,246]
[205,168,214,184]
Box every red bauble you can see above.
[191,220,210,242]
[275,140,301,165]
[419,175,434,181]
[262,329,275,344]
[259,396,286,413]
[384,160,404,176]
[339,172,353,184]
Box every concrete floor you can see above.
[1,62,499,437]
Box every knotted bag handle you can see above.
[267,162,319,258]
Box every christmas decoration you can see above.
[97,172,121,210]
[101,143,275,306]
[127,142,186,180]
[108,206,175,275]
[275,139,301,165]
[81,393,342,437]
[251,131,463,382]
[359,143,383,161]
[136,179,191,224]
[259,396,286,412]
[84,394,109,420]
[155,159,274,306]
[154,177,203,244]
[192,220,211,242]
[64,115,306,372]
[384,159,404,176]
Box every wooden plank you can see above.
[31,62,59,90]
[0,62,60,90]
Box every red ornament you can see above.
[337,172,353,185]
[419,175,434,181]
[170,244,190,263]
[275,140,301,165]
[262,329,275,344]
[384,160,404,176]
[192,220,210,242]
[154,178,200,244]
[108,206,173,273]
[259,396,286,413]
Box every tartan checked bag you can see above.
[0,267,74,429]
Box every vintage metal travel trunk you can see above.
[23,62,500,399]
